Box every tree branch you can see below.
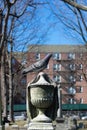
[6,0,17,6]
[74,8,87,43]
[77,9,87,32]
[62,0,87,11]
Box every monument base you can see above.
[28,122,55,130]
[0,125,4,130]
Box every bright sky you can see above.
[32,1,84,46]
[14,1,84,52]
[44,26,81,45]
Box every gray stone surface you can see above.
[56,123,69,130]
[19,127,27,130]
[28,122,54,130]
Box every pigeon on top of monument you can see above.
[22,53,52,74]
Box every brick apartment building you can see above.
[25,45,87,112]
[9,57,26,105]
[0,55,26,105]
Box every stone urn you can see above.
[30,82,54,122]
[27,72,58,128]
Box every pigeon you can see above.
[22,53,52,74]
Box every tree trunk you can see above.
[9,43,14,122]
[0,9,3,126]
[1,48,8,118]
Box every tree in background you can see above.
[48,0,87,44]
[0,0,49,122]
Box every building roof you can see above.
[13,52,27,61]
[28,45,87,53]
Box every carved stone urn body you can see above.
[30,84,54,122]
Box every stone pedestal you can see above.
[0,126,2,130]
[28,122,55,130]
[0,125,4,130]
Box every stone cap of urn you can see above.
[28,72,56,87]
[27,72,59,122]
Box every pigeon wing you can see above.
[22,53,52,74]
[22,59,45,74]
[31,59,46,71]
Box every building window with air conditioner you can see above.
[79,64,83,70]
[68,53,75,60]
[53,75,61,83]
[68,98,76,104]
[69,64,75,71]
[68,87,76,95]
[53,53,61,60]
[69,75,76,83]
[35,53,40,60]
[80,75,83,81]
[53,64,61,71]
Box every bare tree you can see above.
[48,0,87,44]
[0,0,49,122]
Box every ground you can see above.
[4,119,87,130]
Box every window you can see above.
[79,86,83,93]
[80,98,83,104]
[68,87,76,94]
[21,58,27,65]
[53,64,61,71]
[80,53,83,58]
[68,53,75,60]
[21,89,26,97]
[21,79,26,85]
[68,98,73,104]
[53,53,61,60]
[69,64,75,71]
[53,64,57,71]
[35,53,40,60]
[69,75,76,83]
[12,58,16,65]
[68,98,76,104]
[80,75,83,81]
[53,75,61,83]
[79,64,83,70]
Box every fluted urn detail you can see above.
[27,72,58,123]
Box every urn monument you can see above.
[27,72,58,130]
